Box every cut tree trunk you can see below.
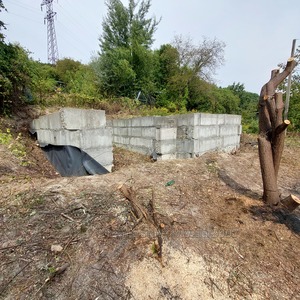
[281,194,300,212]
[258,57,297,205]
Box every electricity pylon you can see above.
[41,0,59,64]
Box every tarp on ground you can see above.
[42,145,109,177]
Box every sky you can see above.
[2,0,300,93]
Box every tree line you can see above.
[0,0,299,132]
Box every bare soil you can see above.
[0,113,300,300]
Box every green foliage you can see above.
[96,0,159,97]
[0,128,13,144]
[0,129,29,166]
[0,42,33,114]
[30,61,58,103]
[227,82,259,133]
[209,87,240,114]
[287,92,300,131]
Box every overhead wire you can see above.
[56,20,90,60]
[4,1,101,62]
[8,0,41,15]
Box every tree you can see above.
[227,82,259,133]
[258,57,297,205]
[96,0,160,97]
[0,43,33,114]
[172,35,225,82]
[209,87,240,114]
[30,61,58,102]
[0,0,6,41]
[154,39,226,112]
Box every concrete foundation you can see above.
[108,113,242,160]
[31,109,241,174]
[31,108,113,171]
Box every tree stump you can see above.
[281,194,300,212]
[258,57,297,205]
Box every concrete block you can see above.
[222,135,241,147]
[36,128,112,149]
[83,147,113,171]
[219,125,240,136]
[130,137,154,149]
[176,114,197,126]
[31,108,106,131]
[31,111,62,130]
[113,127,128,136]
[131,117,143,127]
[176,126,189,139]
[155,140,177,154]
[128,127,142,137]
[198,113,220,126]
[81,128,112,148]
[224,114,242,125]
[113,136,130,145]
[193,125,219,139]
[60,108,106,129]
[36,129,82,147]
[217,114,226,125]
[141,127,157,139]
[176,140,194,153]
[156,127,177,140]
[157,116,177,128]
[195,137,223,153]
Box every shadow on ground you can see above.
[249,205,300,235]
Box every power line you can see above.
[41,0,59,64]
[9,0,41,15]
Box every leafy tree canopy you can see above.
[96,0,160,97]
[100,0,160,52]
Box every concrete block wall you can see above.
[109,113,241,160]
[109,116,178,159]
[31,108,113,171]
[176,113,242,157]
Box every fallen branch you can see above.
[119,184,149,221]
[61,213,76,222]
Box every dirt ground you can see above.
[0,113,300,300]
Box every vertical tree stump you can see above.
[258,57,297,205]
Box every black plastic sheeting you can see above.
[42,145,109,177]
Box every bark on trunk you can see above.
[258,57,297,205]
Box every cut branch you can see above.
[275,120,290,136]
[119,184,149,221]
[281,194,300,212]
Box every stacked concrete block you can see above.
[110,116,178,160]
[110,113,241,160]
[30,108,113,171]
[175,113,241,157]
